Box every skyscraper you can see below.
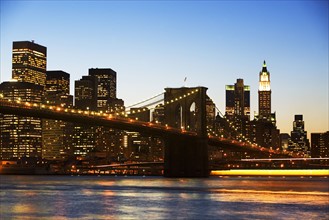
[225,79,250,117]
[0,82,43,160]
[0,41,47,162]
[253,61,280,149]
[89,68,117,111]
[12,41,47,87]
[311,132,329,164]
[225,79,251,139]
[258,60,271,119]
[73,68,123,159]
[43,71,73,161]
[290,115,310,154]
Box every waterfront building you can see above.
[73,68,123,160]
[290,115,310,154]
[42,71,73,161]
[0,81,43,161]
[12,41,47,87]
[311,132,329,164]
[0,40,47,162]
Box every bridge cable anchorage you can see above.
[125,92,165,109]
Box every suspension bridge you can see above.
[0,86,291,177]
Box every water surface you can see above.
[0,175,328,219]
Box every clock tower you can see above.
[258,60,271,119]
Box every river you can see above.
[0,175,328,219]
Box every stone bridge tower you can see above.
[163,87,209,177]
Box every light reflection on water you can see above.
[0,175,328,219]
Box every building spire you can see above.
[262,60,268,72]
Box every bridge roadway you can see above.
[0,99,282,155]
[1,99,291,177]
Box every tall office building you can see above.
[73,68,123,159]
[258,61,271,119]
[0,41,47,162]
[0,82,43,160]
[12,41,47,87]
[225,79,251,139]
[311,132,329,164]
[89,68,117,111]
[43,71,73,161]
[290,115,310,153]
[225,79,250,117]
[253,61,280,149]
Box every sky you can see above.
[0,0,328,136]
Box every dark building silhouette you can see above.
[225,79,250,118]
[311,132,328,164]
[225,79,251,140]
[290,115,310,154]
[152,104,165,124]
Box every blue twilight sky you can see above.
[0,0,328,135]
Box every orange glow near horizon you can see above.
[211,169,329,176]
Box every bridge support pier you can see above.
[164,135,209,178]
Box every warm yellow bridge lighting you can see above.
[211,169,329,176]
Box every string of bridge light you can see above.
[125,88,200,115]
[1,88,200,119]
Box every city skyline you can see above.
[1,1,328,136]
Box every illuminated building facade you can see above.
[12,41,47,87]
[89,68,117,111]
[258,60,271,119]
[253,61,280,149]
[0,82,43,160]
[73,68,123,159]
[311,132,329,165]
[43,71,73,161]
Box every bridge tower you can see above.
[164,87,209,177]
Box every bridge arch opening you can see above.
[187,101,198,132]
